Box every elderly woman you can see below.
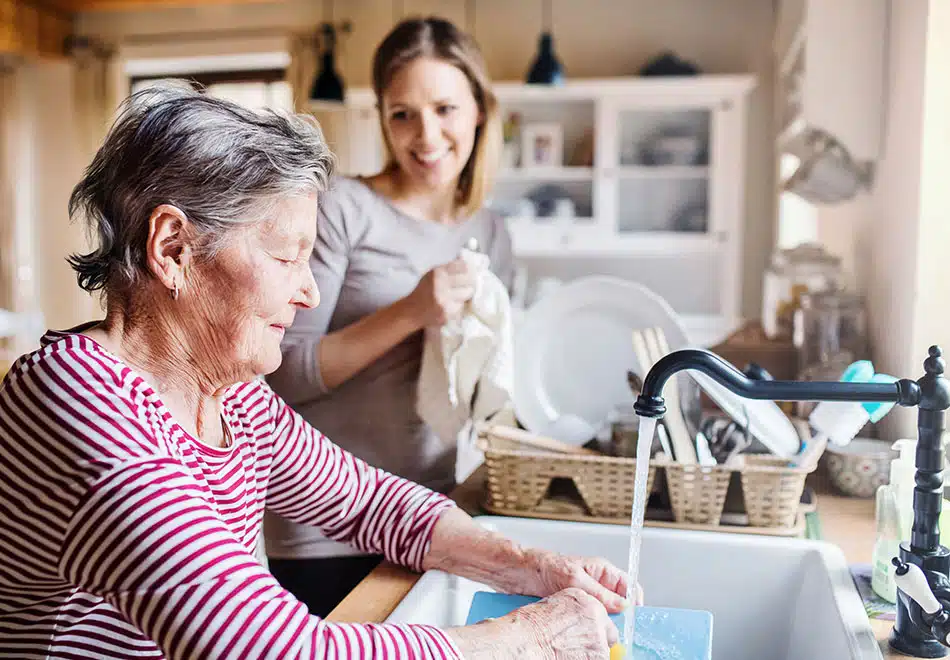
[0,84,636,659]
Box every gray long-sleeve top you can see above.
[264,176,514,559]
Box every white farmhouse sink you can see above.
[386,516,883,659]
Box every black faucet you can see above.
[633,346,950,658]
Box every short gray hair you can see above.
[68,81,335,296]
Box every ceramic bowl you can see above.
[824,438,896,498]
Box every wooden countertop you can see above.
[326,468,916,658]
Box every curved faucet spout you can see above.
[633,348,922,419]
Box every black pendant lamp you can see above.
[526,0,564,85]
[310,0,345,102]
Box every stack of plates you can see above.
[512,276,690,444]
[512,275,802,458]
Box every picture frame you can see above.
[520,122,563,168]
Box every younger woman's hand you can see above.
[406,257,476,327]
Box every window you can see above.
[130,69,293,112]
[777,152,819,248]
[124,50,294,112]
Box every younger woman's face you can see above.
[380,56,482,193]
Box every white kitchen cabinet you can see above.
[308,74,754,328]
[775,0,887,163]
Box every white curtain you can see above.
[287,32,319,113]
[71,39,121,162]
[0,63,18,347]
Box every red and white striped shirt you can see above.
[0,330,463,659]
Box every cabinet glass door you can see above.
[613,107,711,236]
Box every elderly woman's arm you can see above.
[264,382,634,618]
[60,459,462,659]
[37,373,459,659]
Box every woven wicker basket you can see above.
[477,432,656,519]
[739,455,814,528]
[475,424,815,533]
[662,461,733,525]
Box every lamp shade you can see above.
[526,32,564,85]
[310,51,344,101]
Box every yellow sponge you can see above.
[609,643,626,660]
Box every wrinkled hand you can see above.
[516,549,642,614]
[406,257,476,327]
[448,587,619,660]
[508,587,619,659]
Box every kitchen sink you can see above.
[386,516,883,659]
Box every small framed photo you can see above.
[521,122,563,168]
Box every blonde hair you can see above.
[372,17,501,218]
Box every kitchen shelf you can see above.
[614,166,709,180]
[508,223,721,258]
[497,167,593,181]
[308,75,755,325]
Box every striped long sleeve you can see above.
[263,389,456,571]
[0,331,463,659]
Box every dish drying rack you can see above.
[475,422,818,537]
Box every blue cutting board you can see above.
[466,591,713,659]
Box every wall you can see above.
[815,0,949,440]
[31,61,101,330]
[6,61,99,337]
[76,0,777,319]
[912,0,950,391]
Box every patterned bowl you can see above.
[824,438,896,498]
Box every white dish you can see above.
[687,369,802,458]
[512,276,689,443]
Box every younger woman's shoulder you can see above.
[319,175,382,211]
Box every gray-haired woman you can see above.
[0,83,638,659]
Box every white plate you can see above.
[513,276,690,442]
[687,369,802,458]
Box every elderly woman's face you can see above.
[187,194,319,378]
[381,56,481,192]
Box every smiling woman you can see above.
[263,15,517,616]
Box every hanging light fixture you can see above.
[526,0,563,85]
[310,0,346,102]
[465,0,476,38]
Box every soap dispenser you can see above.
[873,439,950,602]
[872,439,916,602]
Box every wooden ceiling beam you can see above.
[0,0,73,59]
[51,0,283,12]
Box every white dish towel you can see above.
[416,247,514,483]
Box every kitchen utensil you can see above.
[512,276,689,443]
[686,368,802,458]
[483,424,601,456]
[465,591,713,659]
[626,370,643,395]
[656,422,674,459]
[537,414,598,447]
[608,405,639,457]
[695,431,717,466]
[700,416,752,465]
[792,433,828,469]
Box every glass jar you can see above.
[762,243,843,340]
[793,290,869,373]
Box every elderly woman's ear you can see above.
[146,203,195,299]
